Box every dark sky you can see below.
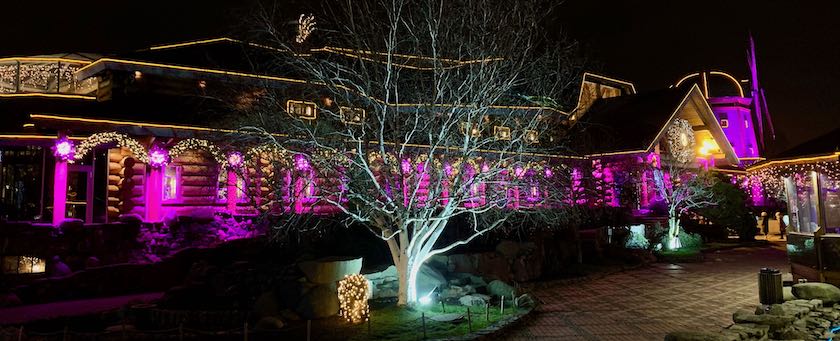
[3,0,838,152]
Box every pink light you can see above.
[401,159,411,174]
[53,137,74,161]
[544,167,553,178]
[294,155,311,171]
[52,159,68,226]
[227,151,244,168]
[444,163,453,177]
[149,146,169,168]
[514,166,525,178]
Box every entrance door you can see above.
[66,164,94,223]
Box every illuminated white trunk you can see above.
[667,212,682,250]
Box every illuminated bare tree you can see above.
[241,0,584,305]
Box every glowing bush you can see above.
[338,274,369,324]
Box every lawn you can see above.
[346,303,523,341]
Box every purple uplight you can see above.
[544,167,553,178]
[294,155,311,171]
[149,145,169,168]
[401,158,412,173]
[227,151,244,168]
[53,137,74,161]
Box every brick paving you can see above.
[503,245,789,340]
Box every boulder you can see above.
[417,265,446,298]
[732,311,794,332]
[255,316,285,330]
[427,255,449,272]
[792,283,840,304]
[296,284,339,319]
[459,294,490,307]
[50,257,72,277]
[475,252,513,281]
[783,286,795,301]
[496,241,521,259]
[487,280,516,299]
[119,214,143,224]
[448,254,477,273]
[299,257,363,285]
[254,291,280,318]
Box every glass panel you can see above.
[66,170,89,219]
[821,175,840,230]
[163,165,180,201]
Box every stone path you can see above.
[503,245,789,340]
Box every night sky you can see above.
[3,0,838,153]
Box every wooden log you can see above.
[172,155,213,165]
[180,176,216,187]
[107,185,120,193]
[180,165,218,176]
[108,175,122,183]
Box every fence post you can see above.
[485,303,490,322]
[441,300,446,313]
[500,296,505,315]
[421,312,427,339]
[306,320,311,341]
[17,326,22,341]
[243,321,248,341]
[467,307,472,332]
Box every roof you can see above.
[772,126,840,159]
[568,88,690,155]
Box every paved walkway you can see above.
[503,245,789,341]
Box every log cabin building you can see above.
[0,37,769,274]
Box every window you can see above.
[340,107,365,125]
[524,130,539,144]
[2,256,45,274]
[217,171,248,203]
[720,119,729,128]
[163,165,181,201]
[493,126,511,140]
[287,100,318,120]
[744,119,749,129]
[459,122,482,137]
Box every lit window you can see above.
[287,100,318,120]
[163,165,182,201]
[744,119,749,129]
[493,126,511,140]
[2,256,45,274]
[460,122,482,137]
[720,119,729,128]
[340,107,365,125]
[524,130,539,144]
[217,172,248,202]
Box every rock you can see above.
[663,331,727,341]
[50,257,72,277]
[487,280,516,299]
[459,294,489,307]
[119,213,143,223]
[427,255,449,272]
[476,252,513,281]
[416,265,446,298]
[0,292,21,307]
[299,257,363,285]
[783,286,795,301]
[514,294,536,308]
[440,285,469,300]
[85,256,101,268]
[255,316,285,330]
[792,283,840,304]
[296,284,339,319]
[429,313,464,322]
[496,241,521,259]
[732,312,794,332]
[254,291,280,318]
[726,323,769,339]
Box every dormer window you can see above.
[340,107,365,125]
[494,126,511,140]
[744,119,749,129]
[287,100,318,120]
[720,119,729,128]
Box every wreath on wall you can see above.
[666,118,696,164]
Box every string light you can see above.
[337,274,370,324]
[74,132,149,163]
[296,14,316,44]
[666,118,696,164]
[169,138,227,168]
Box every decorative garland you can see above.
[169,138,227,168]
[74,132,149,163]
[666,118,696,164]
[748,160,840,198]
[247,144,293,169]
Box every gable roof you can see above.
[568,85,739,164]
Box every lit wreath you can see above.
[666,118,696,164]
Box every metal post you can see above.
[421,312,426,339]
[467,308,472,332]
[813,171,827,282]
[306,320,311,341]
[501,296,505,315]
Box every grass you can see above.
[657,247,703,263]
[346,303,522,341]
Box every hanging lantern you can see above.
[149,145,170,168]
[53,137,75,161]
[227,151,244,168]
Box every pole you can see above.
[306,320,311,341]
[421,312,426,339]
[243,321,248,341]
[501,296,505,315]
[467,308,472,332]
[486,303,490,322]
[441,300,445,313]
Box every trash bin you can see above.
[758,268,783,305]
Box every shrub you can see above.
[678,232,703,250]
